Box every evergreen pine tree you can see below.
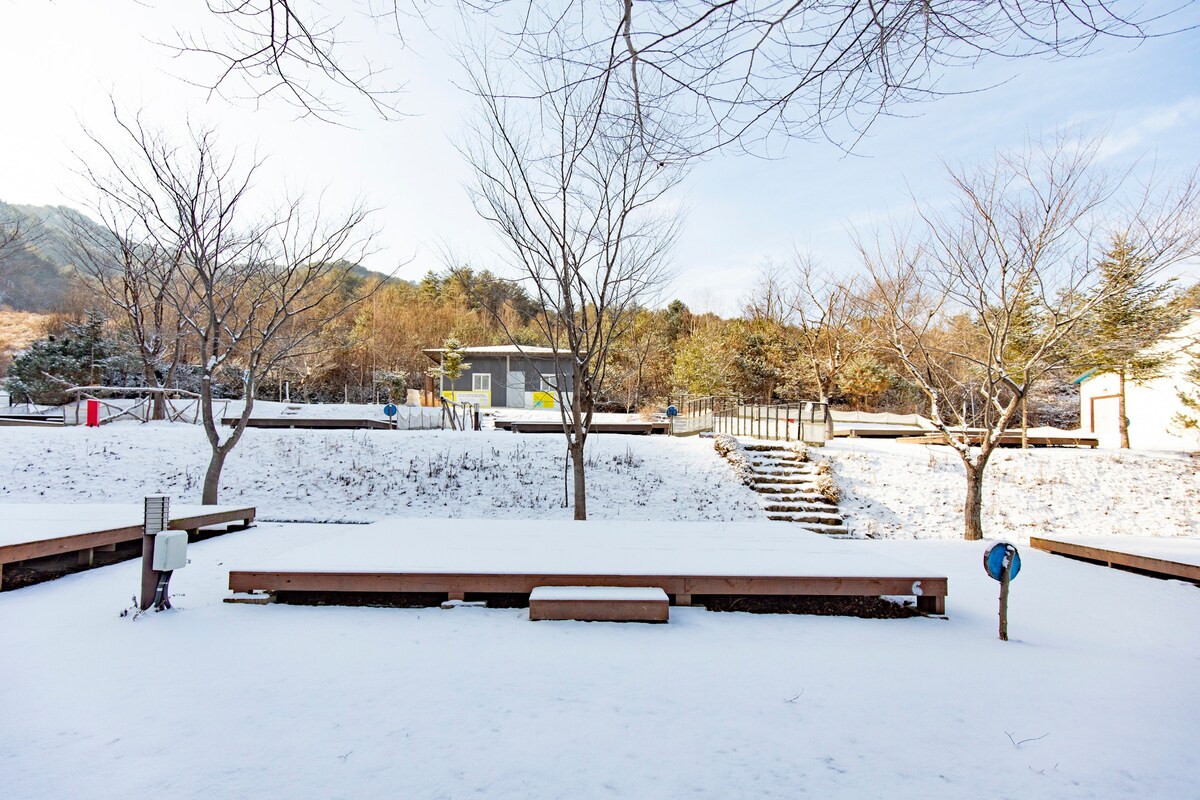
[4,311,111,405]
[1081,235,1186,448]
[428,337,471,396]
[1174,346,1200,436]
[837,354,893,411]
[1001,279,1047,446]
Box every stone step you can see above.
[748,459,806,468]
[753,472,820,484]
[759,501,840,514]
[761,509,843,523]
[753,486,825,498]
[744,455,811,462]
[751,468,819,477]
[767,518,847,533]
[743,444,803,452]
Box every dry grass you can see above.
[0,311,50,373]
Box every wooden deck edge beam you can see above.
[1030,537,1200,582]
[0,506,256,567]
[228,570,947,606]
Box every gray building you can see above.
[424,345,574,409]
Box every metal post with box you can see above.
[140,495,186,611]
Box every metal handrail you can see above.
[670,395,832,443]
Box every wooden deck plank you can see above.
[220,417,394,430]
[897,432,1098,447]
[0,506,256,566]
[1030,536,1200,582]
[507,420,670,435]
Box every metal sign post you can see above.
[983,542,1021,641]
[140,495,169,611]
[383,403,398,429]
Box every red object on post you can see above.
[86,399,100,427]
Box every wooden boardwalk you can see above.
[226,519,948,614]
[230,569,947,613]
[494,419,670,435]
[1030,535,1200,583]
[897,431,1098,448]
[0,504,256,589]
[221,416,394,430]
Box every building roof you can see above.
[423,344,564,361]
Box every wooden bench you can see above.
[529,586,670,623]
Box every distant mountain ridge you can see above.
[0,201,101,311]
[0,200,393,312]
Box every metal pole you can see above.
[140,495,169,611]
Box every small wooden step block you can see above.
[224,592,273,605]
[529,586,669,623]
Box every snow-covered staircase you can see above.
[716,436,848,535]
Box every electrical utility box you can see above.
[152,530,188,571]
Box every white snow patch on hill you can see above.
[826,439,1200,540]
[0,424,761,522]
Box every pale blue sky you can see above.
[2,1,1197,314]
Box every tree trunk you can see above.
[963,462,985,541]
[1020,396,1028,450]
[1118,368,1130,449]
[569,439,587,520]
[202,448,227,505]
[143,365,166,421]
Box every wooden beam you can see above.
[1030,537,1200,583]
[0,507,256,568]
[228,570,948,611]
[917,594,945,614]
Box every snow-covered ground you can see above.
[0,423,762,522]
[825,439,1200,540]
[1,522,1198,799]
[3,425,1199,798]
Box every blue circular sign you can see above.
[383,403,398,417]
[983,542,1021,582]
[666,405,678,417]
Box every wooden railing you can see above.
[670,395,832,444]
[64,386,213,425]
[440,397,481,431]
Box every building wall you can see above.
[440,355,574,408]
[1078,313,1200,451]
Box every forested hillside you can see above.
[0,201,76,311]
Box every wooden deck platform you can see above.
[226,519,948,614]
[221,416,395,430]
[1030,535,1200,583]
[0,415,64,427]
[494,419,670,435]
[897,431,1099,448]
[834,425,932,439]
[0,504,256,589]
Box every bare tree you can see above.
[65,209,189,420]
[492,1,1187,154]
[168,1,409,121]
[461,46,682,519]
[787,254,872,404]
[860,134,1113,540]
[81,111,378,503]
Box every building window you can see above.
[472,373,491,392]
[541,374,556,392]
